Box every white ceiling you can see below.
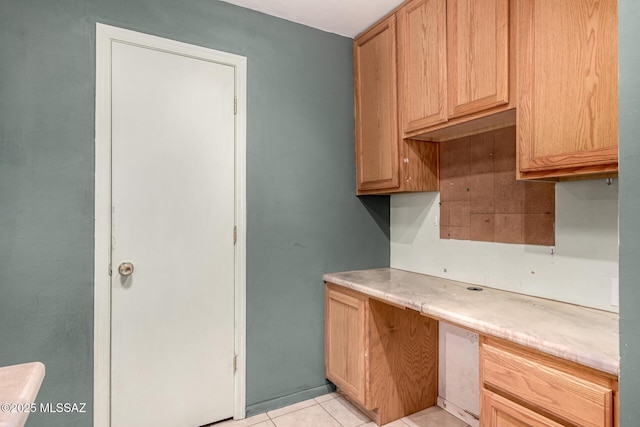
[220,0,405,38]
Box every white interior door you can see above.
[110,40,236,427]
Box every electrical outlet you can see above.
[611,278,619,307]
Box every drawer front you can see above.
[482,344,612,427]
[481,389,564,427]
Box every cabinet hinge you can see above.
[233,354,238,372]
[233,225,237,244]
[108,263,112,276]
[234,97,237,115]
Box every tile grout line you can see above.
[318,396,377,427]
[265,398,329,423]
[260,394,344,426]
[317,400,347,427]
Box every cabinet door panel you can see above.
[354,17,400,192]
[517,0,618,177]
[368,299,438,423]
[398,0,447,133]
[325,285,367,403]
[447,0,510,118]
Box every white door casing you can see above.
[94,23,246,427]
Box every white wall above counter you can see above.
[391,179,619,313]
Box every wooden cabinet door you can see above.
[481,389,564,427]
[517,0,618,179]
[325,284,368,404]
[398,0,447,133]
[447,0,510,119]
[354,16,400,193]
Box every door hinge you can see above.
[233,225,237,244]
[233,354,238,372]
[234,97,237,115]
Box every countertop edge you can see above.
[0,362,46,427]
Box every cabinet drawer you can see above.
[481,388,564,427]
[482,343,613,427]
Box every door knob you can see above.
[118,261,135,276]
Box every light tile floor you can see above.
[213,393,470,427]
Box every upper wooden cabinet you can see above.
[353,0,513,196]
[399,0,515,140]
[354,17,400,193]
[516,0,619,180]
[354,0,618,193]
[354,16,439,195]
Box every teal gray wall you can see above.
[619,0,640,424]
[0,1,390,426]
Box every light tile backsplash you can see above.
[391,179,619,313]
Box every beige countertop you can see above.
[323,268,619,376]
[0,362,45,427]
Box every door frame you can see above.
[94,23,247,427]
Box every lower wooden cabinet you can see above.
[325,285,620,427]
[325,282,438,425]
[480,336,618,427]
